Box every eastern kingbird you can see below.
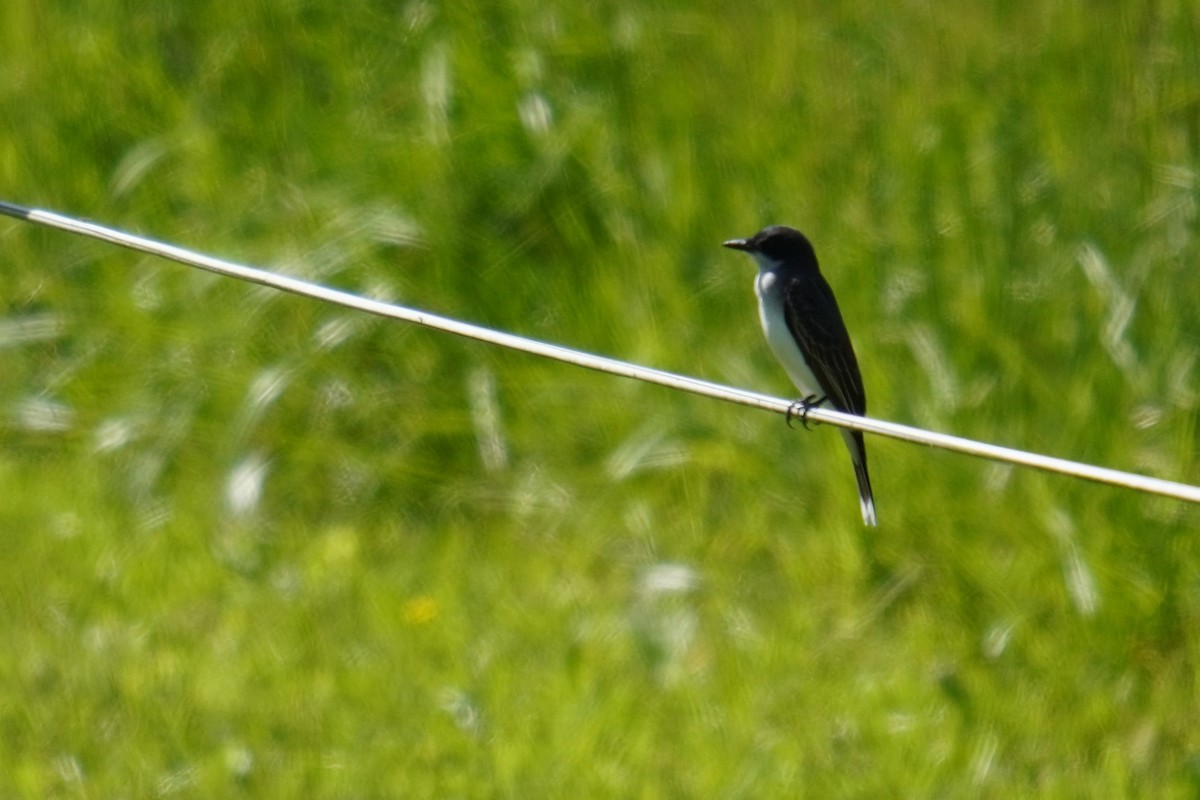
[724,225,877,527]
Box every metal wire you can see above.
[3,199,1198,505]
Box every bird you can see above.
[723,225,876,526]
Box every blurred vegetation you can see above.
[1,0,1198,795]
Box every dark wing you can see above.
[780,272,867,415]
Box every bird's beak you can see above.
[722,238,751,251]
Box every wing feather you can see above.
[779,273,867,416]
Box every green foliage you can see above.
[1,0,1198,795]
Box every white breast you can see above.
[755,268,821,397]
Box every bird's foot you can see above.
[786,395,827,430]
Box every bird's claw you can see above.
[786,395,827,430]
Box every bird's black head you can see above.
[723,225,819,269]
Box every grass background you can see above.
[2,0,1199,795]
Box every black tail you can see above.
[840,430,877,527]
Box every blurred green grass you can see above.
[2,0,1199,795]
